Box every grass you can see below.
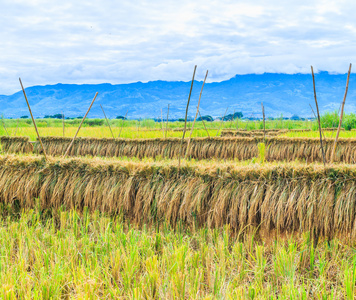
[0,207,355,299]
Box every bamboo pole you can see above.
[198,109,210,138]
[62,112,65,137]
[63,92,98,157]
[216,107,228,136]
[14,118,19,136]
[118,110,128,138]
[261,102,266,143]
[19,78,47,160]
[330,63,352,163]
[178,65,197,174]
[100,104,115,139]
[309,103,326,141]
[230,109,234,128]
[165,104,170,138]
[186,70,208,157]
[1,115,9,137]
[311,66,326,166]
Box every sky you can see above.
[0,0,355,94]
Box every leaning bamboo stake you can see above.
[100,104,115,139]
[198,109,210,138]
[19,78,47,160]
[261,102,266,143]
[216,107,229,137]
[1,115,9,137]
[165,104,170,139]
[14,118,19,136]
[186,70,208,157]
[118,110,128,138]
[178,65,197,174]
[63,92,98,157]
[230,109,235,128]
[311,66,326,166]
[62,112,65,137]
[309,103,326,141]
[330,63,352,163]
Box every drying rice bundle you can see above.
[1,154,356,239]
[0,136,33,153]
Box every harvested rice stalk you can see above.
[1,154,356,239]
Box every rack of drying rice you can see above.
[0,136,34,153]
[2,135,356,163]
[0,154,355,239]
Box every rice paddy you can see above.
[2,118,356,298]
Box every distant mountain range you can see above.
[0,72,355,119]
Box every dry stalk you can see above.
[100,104,115,139]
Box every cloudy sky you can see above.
[0,0,355,94]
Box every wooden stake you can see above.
[216,107,228,137]
[100,104,115,139]
[1,115,9,137]
[311,66,326,166]
[178,65,197,175]
[118,110,128,138]
[165,104,170,138]
[230,109,234,129]
[186,70,208,157]
[62,112,65,137]
[309,103,326,141]
[198,109,210,138]
[261,102,266,143]
[330,63,352,163]
[19,78,47,160]
[63,92,98,157]
[14,118,19,136]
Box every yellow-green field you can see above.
[1,208,355,299]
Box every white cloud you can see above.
[0,0,355,94]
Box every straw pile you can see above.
[0,136,33,154]
[1,154,356,238]
[3,135,356,163]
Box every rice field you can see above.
[2,118,356,298]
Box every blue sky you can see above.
[0,0,355,94]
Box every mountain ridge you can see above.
[0,72,354,119]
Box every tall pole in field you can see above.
[330,63,352,163]
[178,65,197,175]
[19,78,47,160]
[14,118,19,136]
[63,92,98,157]
[216,107,228,136]
[198,109,210,138]
[261,102,266,143]
[100,104,115,139]
[186,70,208,157]
[62,112,65,137]
[311,66,326,166]
[1,115,9,137]
[118,110,128,138]
[165,104,170,138]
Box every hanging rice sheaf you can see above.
[0,154,356,239]
[2,135,356,163]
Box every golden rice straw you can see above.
[331,63,352,163]
[165,104,170,139]
[19,78,47,161]
[186,70,208,157]
[118,110,128,138]
[100,104,115,139]
[178,65,197,174]
[63,92,98,157]
[216,107,228,136]
[198,109,210,138]
[311,66,326,166]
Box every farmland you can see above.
[2,117,356,298]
